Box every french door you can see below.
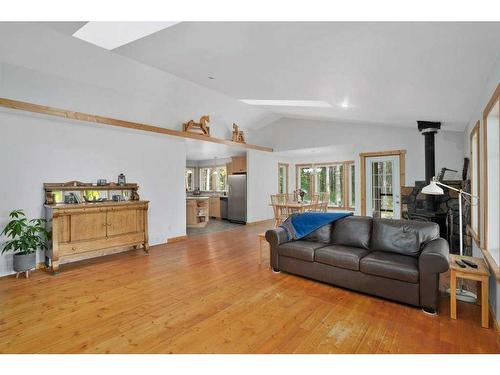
[365,155,401,219]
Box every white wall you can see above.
[262,118,465,215]
[0,109,186,276]
[247,150,280,223]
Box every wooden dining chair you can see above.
[308,194,320,212]
[271,194,290,227]
[320,192,329,212]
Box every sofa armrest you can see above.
[419,238,449,274]
[265,227,289,247]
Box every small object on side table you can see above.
[461,259,478,268]
[449,254,490,328]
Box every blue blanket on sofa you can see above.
[280,212,353,241]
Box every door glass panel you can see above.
[371,161,394,219]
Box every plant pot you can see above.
[13,253,36,272]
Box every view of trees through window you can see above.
[297,161,354,208]
[198,166,227,192]
[278,163,289,194]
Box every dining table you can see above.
[269,201,316,214]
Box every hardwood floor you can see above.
[0,221,498,354]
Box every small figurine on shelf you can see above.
[231,123,246,143]
[118,173,126,186]
[183,115,211,136]
[131,190,140,201]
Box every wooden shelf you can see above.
[0,97,273,152]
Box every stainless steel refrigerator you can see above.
[227,174,247,223]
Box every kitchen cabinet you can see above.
[186,197,209,228]
[209,197,221,218]
[231,156,247,174]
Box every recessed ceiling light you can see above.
[239,100,331,108]
[73,22,180,50]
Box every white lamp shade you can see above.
[421,180,444,195]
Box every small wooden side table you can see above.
[258,233,270,266]
[449,254,490,328]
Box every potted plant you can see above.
[1,210,50,276]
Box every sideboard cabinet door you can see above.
[70,212,107,242]
[107,208,139,237]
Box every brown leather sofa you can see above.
[265,216,449,313]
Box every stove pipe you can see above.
[417,121,441,211]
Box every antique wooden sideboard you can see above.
[44,182,149,272]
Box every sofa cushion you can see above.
[370,219,439,257]
[303,222,332,244]
[360,251,419,283]
[315,245,370,271]
[331,216,372,249]
[278,241,327,262]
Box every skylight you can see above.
[239,100,332,108]
[73,22,180,50]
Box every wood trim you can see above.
[478,245,500,282]
[0,97,273,152]
[360,150,406,216]
[246,219,274,226]
[469,121,481,244]
[167,235,188,243]
[359,149,407,158]
[481,83,500,253]
[490,305,500,336]
[278,162,289,194]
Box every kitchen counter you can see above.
[186,197,210,228]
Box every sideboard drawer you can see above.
[59,232,146,256]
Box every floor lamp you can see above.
[422,177,478,303]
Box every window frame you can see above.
[482,84,500,255]
[295,160,355,210]
[469,122,480,243]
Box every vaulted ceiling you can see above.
[21,22,500,130]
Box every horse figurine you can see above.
[231,123,246,143]
[183,115,211,136]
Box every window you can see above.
[200,167,213,191]
[349,162,355,208]
[470,123,480,241]
[185,167,195,191]
[482,87,499,262]
[215,166,227,192]
[296,161,354,209]
[199,166,227,192]
[278,163,289,194]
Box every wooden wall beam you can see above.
[0,97,273,152]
